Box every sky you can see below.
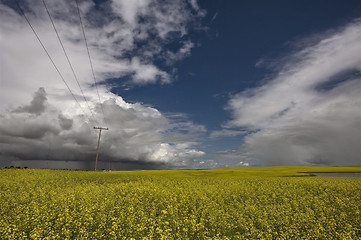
[0,0,360,170]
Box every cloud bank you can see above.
[0,88,205,169]
[224,19,361,167]
[0,0,206,169]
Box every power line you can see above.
[74,0,109,169]
[74,0,108,127]
[14,0,96,127]
[42,0,98,125]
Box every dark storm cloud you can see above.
[0,89,205,169]
[58,114,73,130]
[0,117,59,139]
[14,88,47,115]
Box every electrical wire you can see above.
[42,0,98,125]
[74,0,108,127]
[14,0,96,127]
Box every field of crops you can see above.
[1,166,360,239]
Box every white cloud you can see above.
[209,129,246,139]
[188,0,206,17]
[225,19,361,167]
[130,57,170,84]
[0,0,206,168]
[111,0,151,27]
[0,0,203,92]
[165,41,195,65]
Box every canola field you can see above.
[0,166,360,239]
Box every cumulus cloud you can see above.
[0,0,206,169]
[225,19,361,167]
[0,88,205,169]
[58,114,73,130]
[14,87,48,115]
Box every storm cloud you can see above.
[14,87,47,115]
[0,88,205,169]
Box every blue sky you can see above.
[121,0,359,128]
[0,0,360,169]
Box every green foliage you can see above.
[0,167,360,239]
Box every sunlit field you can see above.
[1,166,360,239]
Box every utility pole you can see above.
[94,127,108,171]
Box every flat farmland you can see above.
[1,166,360,239]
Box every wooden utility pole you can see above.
[94,127,108,171]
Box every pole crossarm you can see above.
[94,127,109,171]
[94,127,109,130]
